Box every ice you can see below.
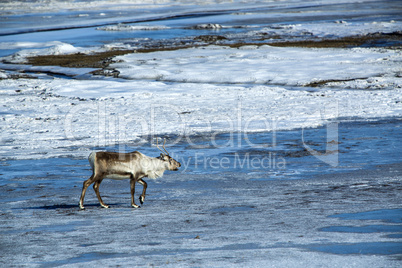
[260,20,401,39]
[1,163,401,267]
[0,41,65,50]
[113,45,402,87]
[0,40,401,160]
[1,75,401,160]
[97,24,170,31]
[1,42,94,64]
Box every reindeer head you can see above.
[156,138,181,171]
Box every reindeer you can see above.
[79,139,181,210]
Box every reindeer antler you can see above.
[156,137,169,155]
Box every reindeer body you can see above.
[79,145,180,210]
[89,151,169,180]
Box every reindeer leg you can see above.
[79,174,96,210]
[138,179,147,205]
[130,177,140,208]
[93,179,109,208]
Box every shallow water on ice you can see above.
[1,120,401,266]
[1,158,401,266]
[1,0,401,57]
[1,118,401,184]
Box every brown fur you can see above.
[79,151,180,210]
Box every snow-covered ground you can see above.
[1,45,401,160]
[0,0,401,267]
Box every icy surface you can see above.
[1,160,401,267]
[97,24,171,31]
[0,44,401,160]
[113,45,402,86]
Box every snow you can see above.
[256,20,401,39]
[1,42,91,65]
[113,45,402,87]
[97,24,171,31]
[0,43,401,160]
[1,75,401,160]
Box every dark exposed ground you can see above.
[25,32,402,70]
[267,32,402,48]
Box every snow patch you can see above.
[2,42,85,64]
[97,24,170,31]
[113,45,402,88]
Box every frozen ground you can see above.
[1,153,401,267]
[0,0,401,267]
[0,45,401,160]
[1,120,401,267]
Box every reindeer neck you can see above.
[142,155,168,179]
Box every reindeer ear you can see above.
[160,153,165,159]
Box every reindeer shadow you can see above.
[34,204,78,210]
[29,203,124,210]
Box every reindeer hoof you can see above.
[101,204,110,209]
[139,196,144,205]
[132,204,140,208]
